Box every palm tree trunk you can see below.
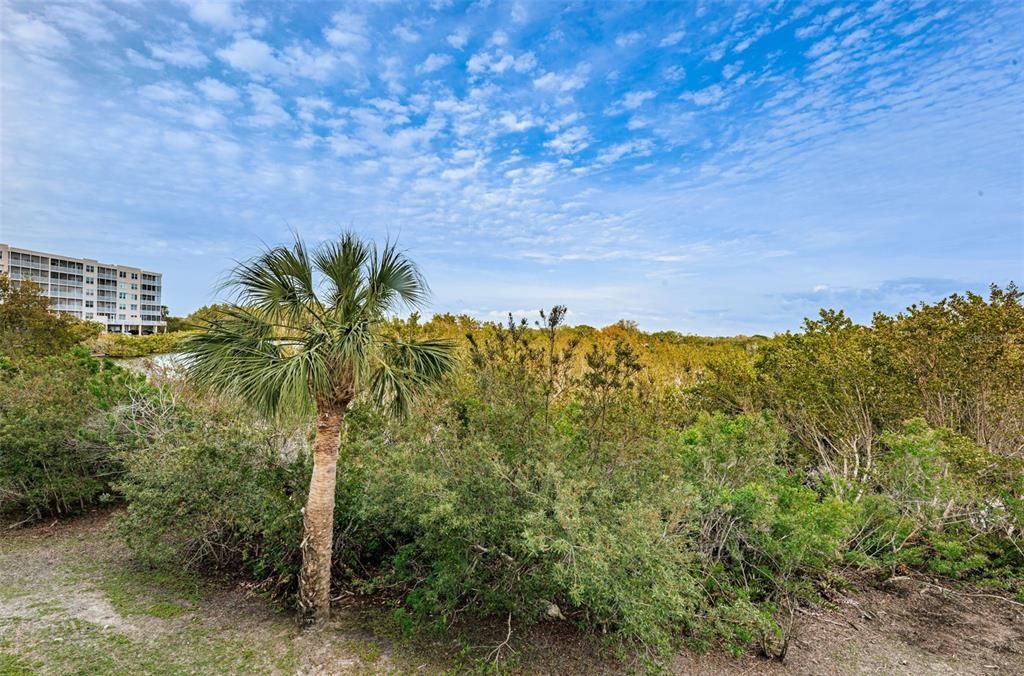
[298,405,345,626]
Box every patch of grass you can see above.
[0,582,31,602]
[0,650,38,675]
[26,599,65,616]
[346,638,383,664]
[6,618,281,676]
[97,565,200,620]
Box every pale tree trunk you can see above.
[298,405,345,627]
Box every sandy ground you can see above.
[1,510,1022,675]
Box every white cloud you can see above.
[620,89,657,110]
[417,53,453,74]
[139,82,194,103]
[533,68,588,93]
[545,125,590,154]
[596,139,653,165]
[5,12,70,53]
[615,31,643,48]
[681,84,726,107]
[392,22,420,43]
[42,4,124,43]
[499,112,534,132]
[380,56,405,94]
[511,1,528,24]
[467,50,535,75]
[245,84,290,127]
[446,26,470,49]
[664,65,686,81]
[125,48,164,70]
[282,44,343,82]
[324,12,369,51]
[807,36,837,59]
[196,77,238,102]
[147,39,208,68]
[659,30,685,47]
[722,61,743,80]
[181,0,245,31]
[216,36,285,77]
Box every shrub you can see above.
[0,348,142,520]
[114,384,309,593]
[90,331,191,358]
[848,420,1024,585]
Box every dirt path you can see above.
[1,511,1021,675]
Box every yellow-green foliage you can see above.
[90,331,193,358]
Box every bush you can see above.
[847,420,1024,585]
[114,384,309,594]
[90,331,191,358]
[0,348,142,520]
[110,299,1024,664]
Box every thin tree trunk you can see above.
[298,405,345,627]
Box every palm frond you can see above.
[183,306,329,418]
[229,238,326,329]
[364,241,429,316]
[186,233,449,418]
[313,233,370,319]
[368,336,457,417]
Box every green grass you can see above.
[7,618,275,676]
[0,650,38,676]
[345,638,383,665]
[64,556,200,620]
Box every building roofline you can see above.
[0,242,162,277]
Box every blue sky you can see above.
[1,0,1021,334]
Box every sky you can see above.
[0,0,1022,335]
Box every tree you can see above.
[183,234,456,625]
[0,274,100,357]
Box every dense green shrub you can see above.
[0,348,142,520]
[847,419,1024,583]
[114,385,309,591]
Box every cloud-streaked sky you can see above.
[1,0,1021,334]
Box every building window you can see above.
[118,292,126,299]
[85,265,93,272]
[118,271,126,278]
[131,273,138,280]
[85,301,94,308]
[85,277,93,284]
[131,283,138,289]
[130,304,137,310]
[119,304,126,310]
[118,314,126,320]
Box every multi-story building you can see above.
[0,243,167,335]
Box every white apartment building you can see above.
[0,243,167,335]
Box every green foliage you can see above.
[114,384,308,591]
[0,274,101,357]
[90,331,191,358]
[0,348,143,520]
[873,283,1024,455]
[847,419,1024,582]
[111,286,1024,663]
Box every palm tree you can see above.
[183,234,456,626]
